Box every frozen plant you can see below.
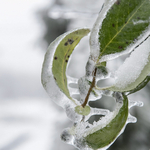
[41,0,150,149]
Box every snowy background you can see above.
[0,0,150,150]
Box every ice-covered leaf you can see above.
[127,76,150,95]
[90,0,150,62]
[106,38,150,92]
[61,93,131,150]
[85,94,128,149]
[41,28,90,113]
[52,28,90,100]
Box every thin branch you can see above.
[81,68,97,108]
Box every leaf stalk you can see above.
[81,68,97,107]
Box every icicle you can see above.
[129,100,144,109]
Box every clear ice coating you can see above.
[41,28,85,122]
[89,0,150,63]
[42,38,145,149]
[41,30,146,150]
[42,37,144,149]
[60,91,141,150]
[89,0,117,62]
[99,24,150,63]
[41,0,150,149]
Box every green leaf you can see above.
[127,76,150,95]
[98,0,150,62]
[75,106,91,116]
[52,28,90,101]
[85,94,128,149]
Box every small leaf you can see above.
[75,106,91,116]
[52,28,90,101]
[85,94,128,149]
[98,0,150,62]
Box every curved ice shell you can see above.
[41,28,90,121]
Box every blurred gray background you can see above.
[0,0,150,150]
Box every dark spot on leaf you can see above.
[54,56,57,60]
[75,37,78,41]
[125,21,127,24]
[66,60,68,63]
[68,39,74,44]
[115,0,120,5]
[112,24,115,27]
[137,17,140,20]
[118,46,123,49]
[126,41,129,44]
[64,42,68,46]
[54,77,56,81]
[68,55,70,58]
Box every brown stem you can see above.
[81,68,97,108]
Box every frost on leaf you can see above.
[106,37,150,92]
[41,0,150,149]
[90,0,150,63]
[41,28,90,121]
[61,93,143,150]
